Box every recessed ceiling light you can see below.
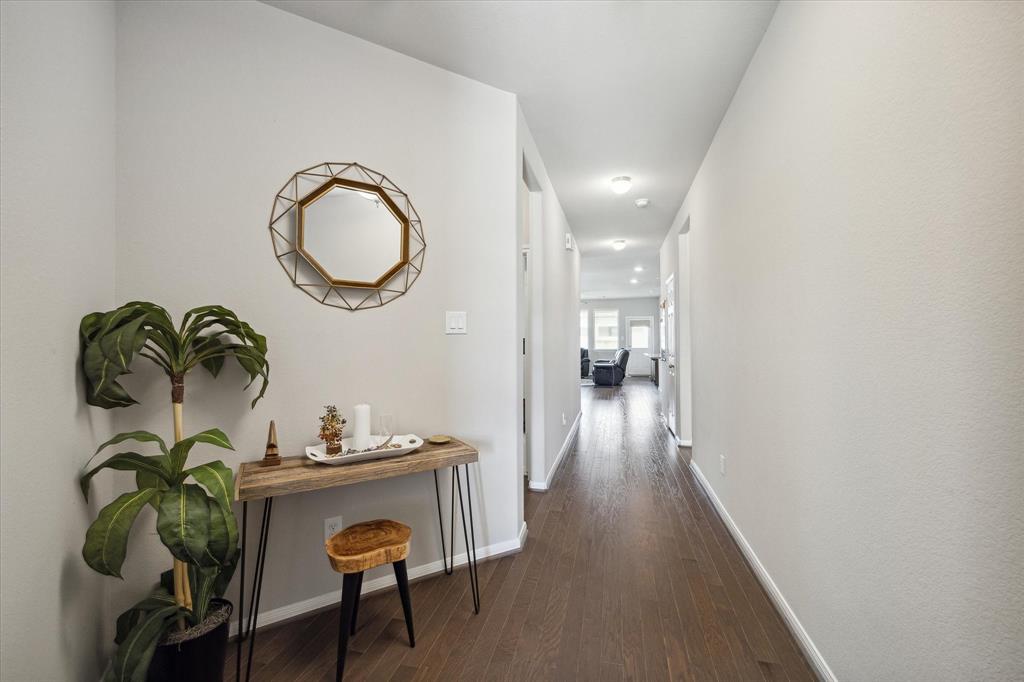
[612,239,626,251]
[634,265,644,272]
[630,278,639,284]
[634,198,650,208]
[610,176,632,194]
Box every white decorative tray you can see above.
[305,434,424,466]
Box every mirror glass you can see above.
[302,185,404,284]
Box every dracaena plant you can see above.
[78,302,269,682]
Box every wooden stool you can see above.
[325,519,415,680]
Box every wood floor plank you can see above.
[223,380,815,682]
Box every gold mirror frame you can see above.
[268,162,426,310]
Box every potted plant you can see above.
[318,404,346,455]
[78,302,269,682]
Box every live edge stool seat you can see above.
[325,519,415,681]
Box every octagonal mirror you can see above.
[299,179,408,288]
[268,162,426,311]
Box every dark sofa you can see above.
[581,348,590,378]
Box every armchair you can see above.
[593,348,630,386]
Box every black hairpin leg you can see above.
[237,496,273,682]
[235,501,248,682]
[433,470,455,576]
[454,464,481,614]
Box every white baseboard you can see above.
[517,519,528,547]
[689,461,836,682]
[678,439,692,447]
[528,410,581,491]
[229,521,528,637]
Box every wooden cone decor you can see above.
[261,420,281,467]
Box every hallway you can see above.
[226,379,814,681]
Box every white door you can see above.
[625,316,653,375]
[664,274,677,434]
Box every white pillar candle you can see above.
[352,403,371,450]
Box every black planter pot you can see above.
[147,599,232,682]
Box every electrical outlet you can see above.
[324,515,344,542]
[720,455,726,476]
[562,412,567,426]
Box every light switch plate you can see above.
[445,311,467,335]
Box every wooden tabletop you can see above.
[234,438,479,502]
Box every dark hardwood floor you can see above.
[225,379,815,681]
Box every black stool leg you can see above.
[349,572,363,635]
[336,572,360,681]
[393,560,415,647]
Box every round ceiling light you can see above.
[610,176,632,194]
[634,265,644,272]
[612,239,627,251]
[634,198,650,208]
[630,278,639,284]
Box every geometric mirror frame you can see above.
[268,162,426,311]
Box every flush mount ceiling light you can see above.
[634,265,644,272]
[612,239,627,251]
[610,176,632,194]
[634,198,650,208]
[630,278,639,284]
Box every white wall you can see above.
[112,0,521,625]
[582,297,660,375]
[0,1,116,679]
[660,2,1024,679]
[518,110,582,489]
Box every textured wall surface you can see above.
[662,2,1023,678]
[0,1,116,678]
[113,0,520,625]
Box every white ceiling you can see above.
[263,0,777,298]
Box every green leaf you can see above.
[104,604,180,682]
[168,429,234,473]
[203,499,237,566]
[156,484,210,565]
[184,460,234,511]
[85,379,139,409]
[136,457,170,510]
[190,335,226,377]
[232,348,270,408]
[99,313,148,372]
[95,431,169,457]
[80,452,171,500]
[80,311,105,344]
[83,341,136,407]
[213,548,240,596]
[180,307,270,407]
[191,566,220,623]
[122,301,175,337]
[83,489,157,578]
[114,589,176,645]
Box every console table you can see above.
[232,438,482,681]
[644,353,660,387]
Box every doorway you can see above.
[625,316,654,376]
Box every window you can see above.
[579,310,589,349]
[594,309,619,350]
[628,317,652,350]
